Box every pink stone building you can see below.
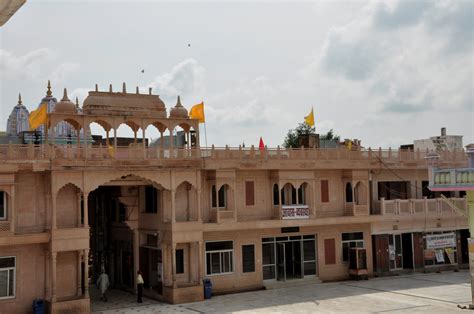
[0,83,469,313]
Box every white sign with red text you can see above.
[426,233,456,249]
[282,205,310,219]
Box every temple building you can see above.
[6,94,29,136]
[0,82,470,313]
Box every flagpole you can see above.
[203,122,208,148]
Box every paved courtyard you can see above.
[92,270,472,313]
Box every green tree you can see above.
[283,123,316,148]
[321,129,340,142]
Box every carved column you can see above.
[83,192,89,227]
[77,251,82,296]
[171,189,176,223]
[44,250,50,299]
[77,192,82,227]
[51,194,57,230]
[172,243,177,288]
[10,186,15,233]
[197,189,202,222]
[51,252,57,302]
[198,241,203,283]
[84,249,89,297]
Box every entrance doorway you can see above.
[263,235,316,282]
[388,233,414,271]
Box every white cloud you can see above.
[147,58,205,102]
[0,48,54,80]
[49,62,80,87]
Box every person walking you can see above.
[96,270,110,302]
[137,270,144,303]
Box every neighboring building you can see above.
[0,0,26,27]
[413,127,463,152]
[0,84,469,313]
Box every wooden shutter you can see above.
[321,180,329,203]
[245,181,255,206]
[324,238,336,265]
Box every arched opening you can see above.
[56,183,82,228]
[115,123,137,146]
[298,182,309,205]
[354,182,367,205]
[345,182,353,203]
[175,181,197,222]
[281,183,297,205]
[89,120,111,147]
[86,174,169,304]
[211,184,231,209]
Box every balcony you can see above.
[430,168,474,191]
[373,197,467,216]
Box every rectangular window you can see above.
[321,180,329,203]
[145,186,158,213]
[0,257,15,299]
[205,241,233,275]
[175,249,184,274]
[245,181,255,206]
[324,238,336,265]
[242,245,255,273]
[0,192,6,220]
[342,232,364,262]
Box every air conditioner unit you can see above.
[349,247,368,280]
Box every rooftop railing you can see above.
[0,143,468,163]
[373,197,467,216]
[432,168,474,186]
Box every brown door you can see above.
[374,234,389,273]
[412,232,424,270]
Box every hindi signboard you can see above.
[282,205,310,220]
[426,233,456,249]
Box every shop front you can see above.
[422,232,458,267]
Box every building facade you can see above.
[0,85,470,313]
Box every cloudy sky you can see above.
[0,0,472,148]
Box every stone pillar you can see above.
[44,250,50,299]
[278,182,282,219]
[171,189,176,223]
[77,192,82,227]
[83,192,89,227]
[10,186,15,233]
[197,189,202,222]
[233,182,237,221]
[114,128,118,150]
[172,243,177,288]
[83,127,88,159]
[84,249,89,297]
[51,194,57,229]
[216,185,220,224]
[198,241,203,283]
[142,128,146,159]
[51,252,57,302]
[77,251,82,296]
[133,230,139,293]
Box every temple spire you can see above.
[176,95,182,107]
[75,96,79,108]
[46,80,52,97]
[17,93,22,106]
[62,88,70,101]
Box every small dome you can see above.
[169,96,189,119]
[55,88,76,113]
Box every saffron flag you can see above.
[259,137,265,151]
[29,103,48,130]
[108,145,115,157]
[304,108,315,127]
[189,102,205,123]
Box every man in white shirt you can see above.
[97,270,110,302]
[137,270,144,303]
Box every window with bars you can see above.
[0,257,15,299]
[205,241,233,275]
